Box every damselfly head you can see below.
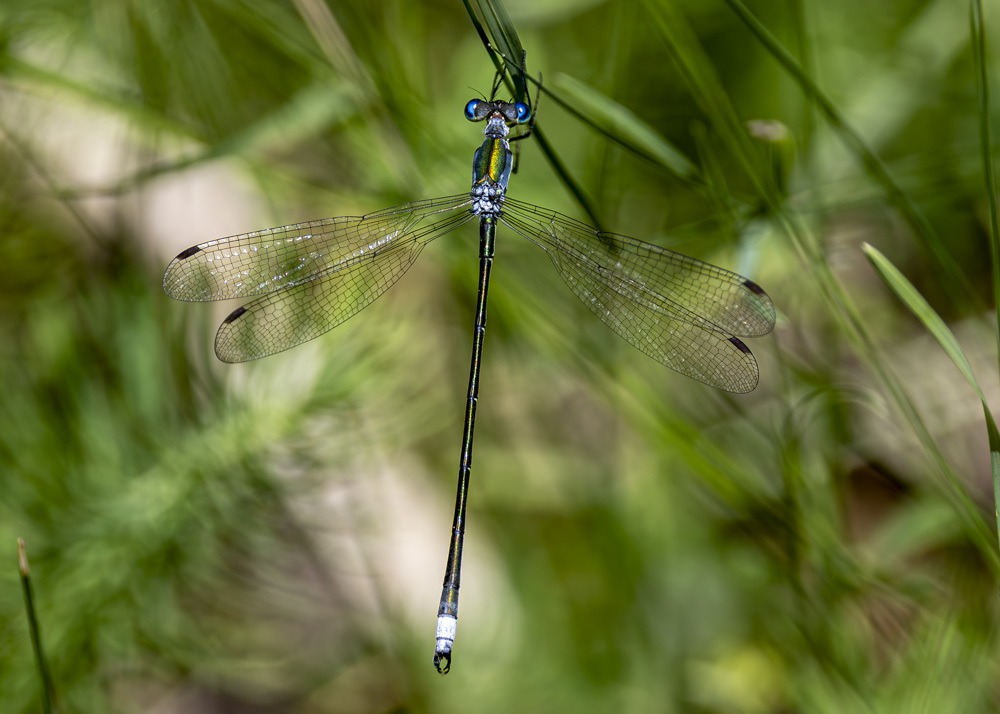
[464,99,531,126]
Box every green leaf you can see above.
[863,244,984,402]
[863,241,1000,549]
[971,0,1000,553]
[553,73,700,182]
[464,0,526,101]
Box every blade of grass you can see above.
[789,0,816,162]
[474,0,525,97]
[692,120,751,231]
[19,539,55,714]
[462,0,507,80]
[531,125,605,230]
[642,0,999,566]
[464,0,527,102]
[510,70,709,191]
[971,0,1000,548]
[971,0,1000,380]
[552,73,700,182]
[718,0,976,309]
[863,243,1000,549]
[863,244,991,405]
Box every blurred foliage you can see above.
[1,0,1000,711]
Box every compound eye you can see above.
[514,102,531,124]
[464,99,481,121]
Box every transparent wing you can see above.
[215,242,425,362]
[500,197,775,393]
[164,195,474,301]
[163,195,475,362]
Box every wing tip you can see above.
[728,336,752,356]
[215,307,249,363]
[216,306,266,363]
[725,336,760,393]
[176,245,203,261]
[162,246,205,298]
[222,306,248,325]
[741,279,777,335]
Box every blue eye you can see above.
[515,102,531,123]
[465,100,480,121]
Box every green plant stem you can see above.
[19,540,55,714]
[970,0,1000,550]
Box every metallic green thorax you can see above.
[472,136,513,191]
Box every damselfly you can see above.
[163,67,775,674]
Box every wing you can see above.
[163,195,474,301]
[215,241,424,362]
[163,195,475,362]
[499,197,775,393]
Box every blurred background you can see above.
[2,0,1000,711]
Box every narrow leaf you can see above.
[553,73,700,181]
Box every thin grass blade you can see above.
[462,0,506,80]
[466,0,526,102]
[863,244,985,401]
[18,539,55,714]
[716,0,975,308]
[553,73,700,182]
[863,242,1000,549]
[970,0,1000,548]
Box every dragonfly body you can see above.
[163,79,775,675]
[434,97,528,674]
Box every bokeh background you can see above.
[2,0,1000,711]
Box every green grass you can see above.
[2,0,999,711]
